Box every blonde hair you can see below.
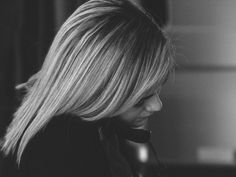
[1,0,175,164]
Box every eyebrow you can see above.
[137,86,162,105]
[142,93,155,100]
[135,90,158,106]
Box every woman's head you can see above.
[1,0,175,164]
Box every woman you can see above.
[1,0,175,176]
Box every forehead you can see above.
[144,84,162,97]
[146,74,169,94]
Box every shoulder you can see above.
[21,113,101,162]
[19,114,75,176]
[22,113,99,154]
[22,114,75,158]
[20,114,111,177]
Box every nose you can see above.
[145,95,162,112]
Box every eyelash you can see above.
[134,93,157,107]
[134,87,162,107]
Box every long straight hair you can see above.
[1,0,175,164]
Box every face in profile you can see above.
[118,88,163,129]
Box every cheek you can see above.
[119,107,144,122]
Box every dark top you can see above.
[2,113,149,177]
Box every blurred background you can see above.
[148,0,236,176]
[151,0,236,163]
[0,0,236,176]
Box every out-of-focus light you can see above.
[197,146,236,165]
[138,145,149,163]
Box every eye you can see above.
[143,94,155,100]
[134,87,162,107]
[134,94,155,107]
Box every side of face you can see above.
[117,90,163,129]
